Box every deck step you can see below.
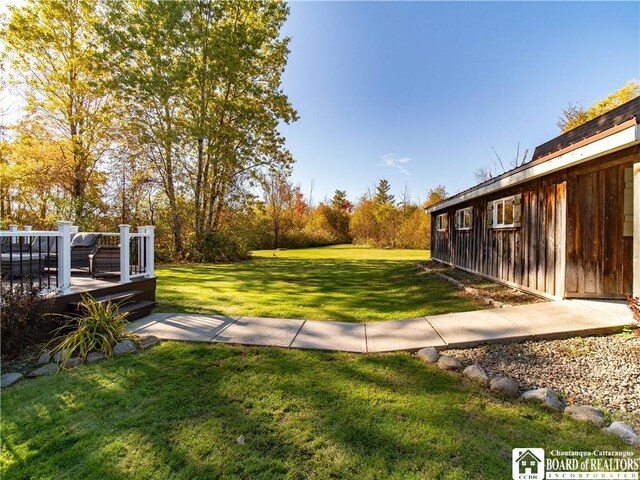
[119,300,156,321]
[68,290,143,310]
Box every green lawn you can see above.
[1,342,627,480]
[156,245,484,322]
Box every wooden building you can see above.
[427,98,640,300]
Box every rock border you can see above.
[415,347,639,447]
[0,335,160,390]
[420,265,507,308]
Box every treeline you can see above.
[254,177,447,254]
[1,0,296,261]
[0,0,446,262]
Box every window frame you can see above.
[492,195,515,228]
[455,207,473,231]
[435,213,448,232]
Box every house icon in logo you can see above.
[516,450,541,475]
[512,448,544,480]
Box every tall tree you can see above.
[374,179,395,205]
[3,0,115,225]
[473,143,528,183]
[181,0,298,240]
[558,80,639,132]
[0,65,10,225]
[101,0,190,255]
[424,185,448,208]
[262,172,292,249]
[102,0,297,257]
[291,186,308,228]
[331,190,353,212]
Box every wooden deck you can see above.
[50,275,156,316]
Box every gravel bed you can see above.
[420,261,546,306]
[443,333,640,429]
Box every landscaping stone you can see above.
[27,363,58,377]
[442,335,640,430]
[140,335,159,350]
[1,372,24,388]
[603,421,639,446]
[462,364,489,386]
[37,350,51,365]
[437,355,462,371]
[113,339,137,356]
[490,377,519,398]
[564,405,606,427]
[53,349,70,363]
[417,347,440,363]
[86,351,107,364]
[521,388,564,411]
[63,357,83,369]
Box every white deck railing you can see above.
[0,221,155,295]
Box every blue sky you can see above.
[279,1,640,205]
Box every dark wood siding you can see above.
[431,173,567,298]
[564,148,637,298]
[430,145,638,299]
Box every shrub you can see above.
[280,229,336,249]
[194,230,252,263]
[626,294,640,323]
[50,295,131,363]
[0,284,54,359]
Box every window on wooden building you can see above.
[488,194,521,228]
[455,207,472,230]
[436,213,448,232]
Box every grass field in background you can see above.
[1,342,628,480]
[155,245,485,322]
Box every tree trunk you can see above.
[193,21,210,241]
[162,105,184,257]
[194,136,205,238]
[273,211,279,250]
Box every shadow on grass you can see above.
[156,258,483,322]
[1,343,628,479]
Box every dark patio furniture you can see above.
[70,233,101,269]
[31,235,58,253]
[0,236,9,253]
[1,236,32,254]
[0,252,47,278]
[89,236,143,278]
[89,245,121,278]
[44,232,100,271]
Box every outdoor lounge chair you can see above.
[0,252,47,278]
[89,245,121,278]
[1,234,63,279]
[0,236,32,254]
[69,233,101,269]
[89,238,140,278]
[44,232,100,271]
[30,235,58,254]
[0,236,9,253]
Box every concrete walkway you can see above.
[127,299,633,353]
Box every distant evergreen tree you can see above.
[331,190,353,212]
[374,179,395,205]
[331,190,347,209]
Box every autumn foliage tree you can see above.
[4,0,116,227]
[99,0,297,257]
[349,180,443,249]
[558,80,639,132]
[1,0,445,259]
